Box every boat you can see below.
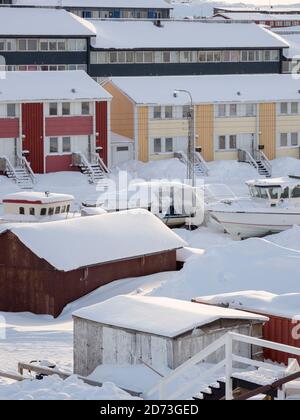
[82,181,204,228]
[0,191,75,223]
[207,176,300,239]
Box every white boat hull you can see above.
[209,209,300,239]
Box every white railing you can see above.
[0,155,18,180]
[17,155,36,184]
[194,151,209,176]
[254,150,272,177]
[91,152,110,174]
[174,151,209,176]
[143,332,300,401]
[238,149,259,171]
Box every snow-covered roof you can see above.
[0,71,111,102]
[273,32,300,58]
[215,7,300,14]
[0,7,96,36]
[107,74,300,105]
[73,295,267,338]
[91,20,287,49]
[246,176,300,188]
[0,209,186,271]
[12,0,172,9]
[195,291,300,320]
[2,192,74,204]
[215,12,300,21]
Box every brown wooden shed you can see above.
[0,209,186,317]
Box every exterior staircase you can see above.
[175,150,209,177]
[0,155,35,189]
[72,152,110,186]
[238,149,272,178]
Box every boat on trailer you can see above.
[207,176,300,239]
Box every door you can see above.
[0,138,17,166]
[238,133,256,155]
[112,143,133,166]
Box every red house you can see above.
[0,71,111,186]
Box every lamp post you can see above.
[173,89,195,187]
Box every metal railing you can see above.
[253,149,272,177]
[143,332,300,400]
[72,151,109,184]
[17,155,36,184]
[174,150,209,176]
[238,149,259,170]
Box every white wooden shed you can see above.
[73,295,267,377]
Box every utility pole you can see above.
[173,89,195,187]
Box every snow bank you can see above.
[267,225,300,252]
[197,291,300,320]
[150,235,300,301]
[73,295,267,338]
[0,375,139,400]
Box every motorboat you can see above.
[82,181,204,228]
[0,191,75,223]
[207,176,300,239]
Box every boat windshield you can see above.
[249,186,282,200]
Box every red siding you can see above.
[46,155,75,173]
[96,101,108,165]
[22,103,44,173]
[45,116,93,137]
[0,118,19,138]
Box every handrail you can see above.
[73,152,96,184]
[174,150,209,176]
[0,155,18,179]
[238,148,259,170]
[143,331,300,400]
[193,151,209,175]
[91,151,110,174]
[17,155,36,184]
[257,150,272,176]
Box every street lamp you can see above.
[173,89,195,187]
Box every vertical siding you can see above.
[195,105,214,161]
[22,103,44,174]
[259,103,276,160]
[96,101,108,165]
[138,106,149,162]
[104,82,135,140]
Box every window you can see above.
[182,105,190,119]
[7,103,16,117]
[153,106,162,119]
[198,51,206,62]
[49,137,59,153]
[110,52,117,63]
[62,102,71,116]
[19,207,25,215]
[217,104,226,117]
[40,208,47,216]
[62,137,71,153]
[229,135,237,149]
[66,204,70,212]
[292,186,300,198]
[245,104,255,117]
[28,39,38,51]
[29,208,35,216]
[144,51,154,63]
[61,206,66,213]
[81,102,90,115]
[229,104,237,117]
[163,51,170,63]
[291,132,299,146]
[206,51,214,62]
[291,102,298,114]
[280,133,288,147]
[280,102,288,115]
[48,207,54,216]
[49,103,58,116]
[18,39,27,51]
[165,106,173,119]
[165,137,173,152]
[153,138,162,153]
[218,136,226,150]
[126,51,134,63]
[55,206,61,215]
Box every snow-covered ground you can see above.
[1,156,300,399]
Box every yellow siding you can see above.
[195,105,214,161]
[214,117,256,135]
[148,119,188,138]
[277,116,300,132]
[215,151,238,161]
[138,107,149,162]
[103,81,135,140]
[276,148,300,159]
[259,103,276,160]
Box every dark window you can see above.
[49,103,58,116]
[62,102,71,115]
[81,102,90,115]
[29,208,35,216]
[55,206,61,214]
[40,208,47,216]
[48,207,54,216]
[292,186,300,198]
[19,207,25,215]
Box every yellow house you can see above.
[104,74,300,166]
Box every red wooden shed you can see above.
[0,209,186,317]
[193,292,300,365]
